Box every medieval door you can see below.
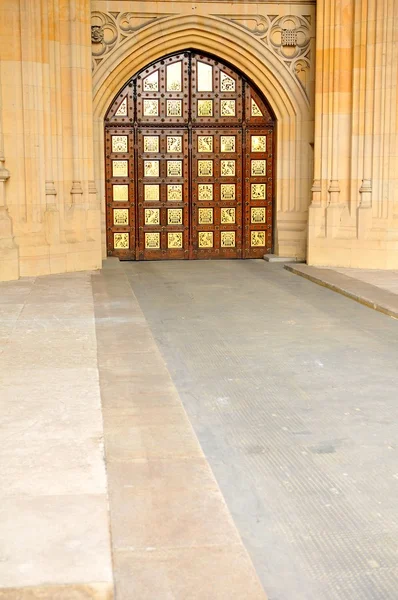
[105,51,275,260]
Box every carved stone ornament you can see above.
[91,25,104,44]
[215,13,312,97]
[91,11,173,72]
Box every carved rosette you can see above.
[91,11,172,72]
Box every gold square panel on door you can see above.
[145,208,160,225]
[168,209,183,225]
[113,184,128,202]
[112,135,128,153]
[198,208,213,224]
[145,232,160,249]
[144,185,160,201]
[198,184,213,201]
[198,232,214,248]
[168,232,183,248]
[167,184,183,201]
[221,208,235,224]
[144,136,159,152]
[198,136,213,153]
[221,231,236,247]
[167,136,182,153]
[113,209,129,226]
[114,233,129,249]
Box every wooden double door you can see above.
[105,51,275,260]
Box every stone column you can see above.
[0,58,19,281]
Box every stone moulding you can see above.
[91,11,174,71]
[91,11,313,98]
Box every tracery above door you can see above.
[105,51,275,260]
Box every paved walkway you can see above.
[124,260,398,600]
[1,260,398,599]
[286,264,398,319]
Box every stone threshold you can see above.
[285,263,398,319]
[0,583,113,600]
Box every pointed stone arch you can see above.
[92,14,314,259]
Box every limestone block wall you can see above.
[0,0,102,281]
[308,0,398,268]
[91,0,316,262]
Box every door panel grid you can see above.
[105,51,275,260]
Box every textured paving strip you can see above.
[92,259,267,600]
[123,259,398,600]
[285,264,398,319]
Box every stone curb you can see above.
[284,264,398,320]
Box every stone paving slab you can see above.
[0,272,113,597]
[92,259,267,600]
[285,263,398,319]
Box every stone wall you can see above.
[308,0,398,268]
[2,0,396,280]
[0,1,102,281]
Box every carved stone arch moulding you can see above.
[91,11,313,99]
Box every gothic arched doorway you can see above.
[105,51,275,260]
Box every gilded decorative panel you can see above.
[198,208,213,224]
[220,72,235,92]
[221,184,235,200]
[143,71,158,91]
[167,184,183,201]
[143,99,159,116]
[115,97,127,116]
[198,100,213,117]
[251,207,266,224]
[168,232,183,249]
[145,232,160,249]
[112,160,128,177]
[166,62,182,91]
[221,160,235,177]
[113,184,128,201]
[251,160,266,176]
[198,160,213,177]
[144,136,159,153]
[221,100,236,117]
[221,207,235,224]
[114,232,129,249]
[251,231,266,247]
[144,160,159,177]
[113,208,129,225]
[197,62,213,91]
[168,208,183,225]
[144,208,160,225]
[167,136,182,153]
[251,99,263,116]
[221,231,236,247]
[198,231,213,248]
[221,136,235,153]
[198,136,213,153]
[251,136,267,153]
[144,184,160,201]
[251,183,266,200]
[198,184,213,201]
[112,135,128,153]
[167,161,182,177]
[167,100,182,117]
